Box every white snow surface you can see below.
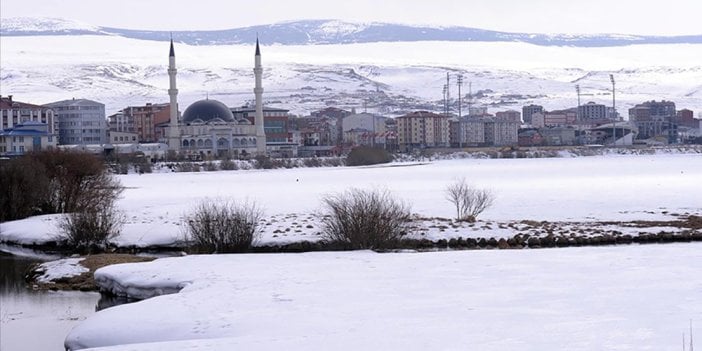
[1,154,701,248]
[36,258,88,283]
[0,214,63,245]
[66,243,702,350]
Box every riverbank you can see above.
[4,211,701,254]
[26,254,156,291]
[20,212,702,294]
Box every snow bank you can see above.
[35,258,88,283]
[0,214,63,245]
[67,244,702,350]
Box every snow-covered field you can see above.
[1,154,701,248]
[1,34,701,115]
[65,243,702,350]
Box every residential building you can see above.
[341,113,388,147]
[0,121,57,156]
[629,100,676,140]
[677,109,699,129]
[484,118,519,146]
[311,107,352,146]
[1,95,57,134]
[467,106,488,117]
[108,111,131,134]
[396,111,450,151]
[44,98,108,145]
[522,104,544,124]
[290,115,339,147]
[495,110,522,123]
[531,110,577,128]
[232,106,290,143]
[109,131,139,144]
[114,103,171,142]
[450,118,485,147]
[578,102,608,121]
[518,129,544,147]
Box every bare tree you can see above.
[29,149,123,214]
[445,178,495,222]
[321,188,411,250]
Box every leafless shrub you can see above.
[184,199,263,253]
[58,205,124,251]
[446,178,495,222]
[303,157,322,167]
[175,162,195,172]
[220,159,239,170]
[322,158,344,167]
[204,161,218,172]
[321,188,411,250]
[136,160,152,174]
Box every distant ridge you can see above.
[2,17,701,47]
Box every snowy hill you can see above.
[2,17,702,47]
[1,19,701,116]
[0,17,103,35]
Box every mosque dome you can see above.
[182,99,235,123]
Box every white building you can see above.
[44,98,108,145]
[164,38,267,158]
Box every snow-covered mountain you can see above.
[2,17,701,47]
[1,18,701,116]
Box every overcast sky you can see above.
[2,0,701,35]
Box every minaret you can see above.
[167,37,181,152]
[253,38,266,155]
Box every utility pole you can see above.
[446,72,450,116]
[457,74,463,118]
[444,84,448,115]
[576,84,581,122]
[467,82,472,117]
[610,74,616,146]
[457,74,464,148]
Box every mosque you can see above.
[165,38,267,158]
